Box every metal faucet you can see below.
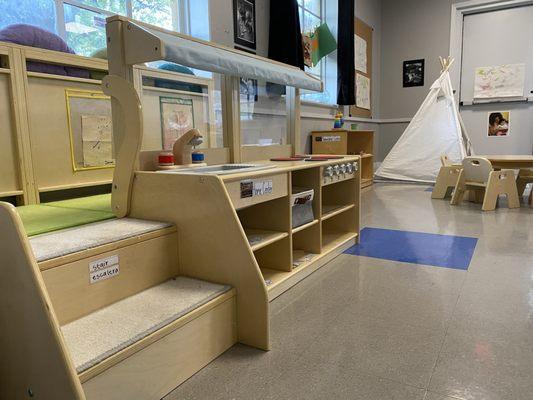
[172,128,204,165]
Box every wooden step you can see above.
[30,218,174,264]
[62,277,232,375]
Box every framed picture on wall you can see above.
[487,111,510,137]
[403,59,425,87]
[233,0,256,50]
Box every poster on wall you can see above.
[403,59,425,87]
[356,73,371,110]
[160,97,195,150]
[355,34,367,73]
[487,111,510,137]
[81,115,114,168]
[233,0,256,50]
[474,64,525,99]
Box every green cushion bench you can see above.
[17,194,114,237]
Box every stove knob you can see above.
[333,165,340,175]
[324,166,333,177]
[346,163,354,174]
[340,164,347,174]
[352,162,359,172]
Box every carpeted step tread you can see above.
[30,218,174,262]
[61,277,232,373]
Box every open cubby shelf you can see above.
[244,228,289,252]
[322,232,358,252]
[322,204,355,221]
[227,160,360,300]
[292,219,319,234]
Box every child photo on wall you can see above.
[487,111,510,137]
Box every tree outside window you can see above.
[0,0,209,57]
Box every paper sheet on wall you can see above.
[81,115,114,167]
[355,34,367,73]
[473,63,525,99]
[160,98,194,151]
[356,73,371,110]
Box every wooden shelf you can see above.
[245,229,289,252]
[261,268,289,288]
[361,178,373,188]
[360,153,373,159]
[322,232,358,252]
[292,219,319,234]
[27,71,103,84]
[0,190,23,197]
[260,232,357,300]
[292,249,318,269]
[321,204,355,221]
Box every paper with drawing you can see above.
[81,115,114,167]
[474,63,525,99]
[160,98,195,151]
[356,73,371,110]
[355,34,367,73]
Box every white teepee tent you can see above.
[375,58,473,183]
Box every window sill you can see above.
[301,100,339,109]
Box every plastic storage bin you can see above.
[291,187,315,228]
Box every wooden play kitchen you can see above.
[0,16,360,400]
[311,129,374,188]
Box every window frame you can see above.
[53,0,203,54]
[298,0,337,106]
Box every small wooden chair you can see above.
[432,155,463,199]
[516,169,533,205]
[451,157,520,211]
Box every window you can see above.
[297,0,337,104]
[0,0,210,57]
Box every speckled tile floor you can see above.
[164,183,533,400]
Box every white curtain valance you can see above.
[113,17,323,92]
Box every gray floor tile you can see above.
[424,391,466,400]
[428,332,533,400]
[305,312,447,388]
[271,350,426,400]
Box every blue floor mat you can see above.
[345,227,477,270]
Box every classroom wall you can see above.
[378,0,458,161]
[378,0,532,159]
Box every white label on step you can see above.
[89,255,119,284]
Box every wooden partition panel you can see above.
[0,72,22,197]
[129,172,270,350]
[26,76,114,193]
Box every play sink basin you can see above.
[160,164,276,175]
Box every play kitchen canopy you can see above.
[113,16,323,92]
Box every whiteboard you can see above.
[460,5,533,103]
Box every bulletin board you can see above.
[350,17,373,119]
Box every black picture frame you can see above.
[233,0,256,50]
[403,59,425,87]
